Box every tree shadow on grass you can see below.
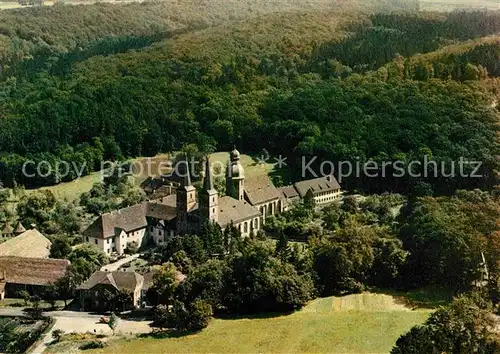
[248,154,296,186]
[215,310,294,320]
[372,287,454,310]
[137,328,199,339]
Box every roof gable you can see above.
[84,203,148,239]
[14,222,26,234]
[2,223,13,234]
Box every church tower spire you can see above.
[200,157,218,223]
[176,154,196,235]
[203,156,214,191]
[226,148,245,201]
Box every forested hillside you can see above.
[0,0,417,76]
[0,2,498,196]
[0,4,498,352]
[0,0,350,76]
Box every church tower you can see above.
[176,155,196,235]
[200,157,219,223]
[226,148,245,201]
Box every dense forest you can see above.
[0,2,499,351]
[0,1,498,196]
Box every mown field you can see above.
[89,294,431,354]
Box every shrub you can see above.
[392,295,499,354]
[184,299,213,331]
[51,329,65,342]
[79,341,107,350]
[17,290,30,306]
[162,299,213,332]
[125,242,139,255]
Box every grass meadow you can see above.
[89,293,431,354]
[26,171,102,202]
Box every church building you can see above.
[174,148,275,237]
[83,148,341,255]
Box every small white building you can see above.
[83,201,177,255]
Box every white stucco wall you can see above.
[84,236,109,254]
[125,228,146,254]
[313,189,341,205]
[85,227,146,256]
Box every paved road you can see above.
[0,307,25,317]
[101,253,142,272]
[0,308,103,318]
[14,309,152,354]
[0,307,152,352]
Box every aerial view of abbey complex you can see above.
[0,0,498,352]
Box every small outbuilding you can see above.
[0,256,70,299]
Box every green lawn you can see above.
[0,298,23,308]
[210,152,276,179]
[26,171,102,202]
[90,294,431,354]
[0,298,66,309]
